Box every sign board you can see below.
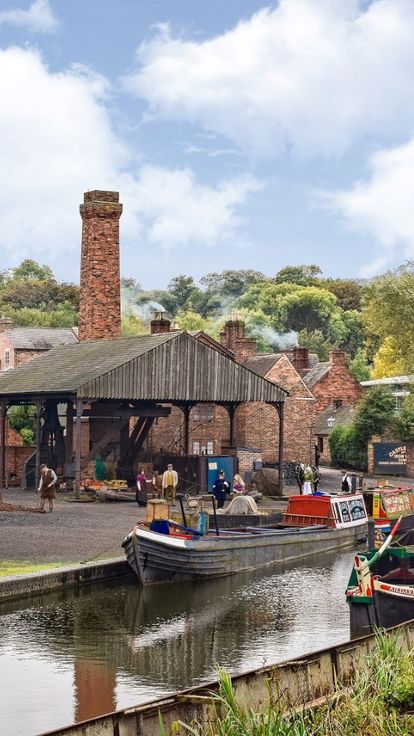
[373,442,407,475]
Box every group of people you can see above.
[136,463,178,504]
[294,463,321,495]
[210,471,246,508]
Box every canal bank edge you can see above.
[0,558,132,602]
[38,618,414,736]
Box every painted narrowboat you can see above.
[122,493,368,585]
[362,486,414,536]
[346,515,414,636]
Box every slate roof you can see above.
[314,404,355,435]
[5,327,78,351]
[0,331,287,404]
[244,354,283,378]
[303,362,331,388]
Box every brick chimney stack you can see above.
[219,319,257,364]
[329,349,346,365]
[292,346,309,374]
[78,190,123,341]
[0,316,14,334]
[150,313,171,334]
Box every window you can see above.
[193,404,214,423]
[333,399,342,410]
[193,440,214,455]
[4,350,10,367]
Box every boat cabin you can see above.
[362,487,414,532]
[283,493,367,529]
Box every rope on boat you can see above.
[79,535,124,565]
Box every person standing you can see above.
[38,463,57,512]
[303,466,314,495]
[294,463,305,494]
[162,463,178,503]
[211,470,230,509]
[232,474,245,494]
[312,466,321,493]
[341,471,351,494]
[136,467,148,507]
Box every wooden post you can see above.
[65,401,74,482]
[35,400,42,491]
[277,402,284,496]
[75,399,84,497]
[227,404,237,447]
[182,405,191,455]
[0,401,6,491]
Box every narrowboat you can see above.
[346,515,414,636]
[362,486,414,536]
[122,493,368,585]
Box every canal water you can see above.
[1,549,355,736]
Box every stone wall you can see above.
[78,191,123,341]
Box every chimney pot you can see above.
[329,350,346,365]
[292,346,309,373]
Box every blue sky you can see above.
[1,0,414,288]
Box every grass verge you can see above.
[0,561,69,576]
[165,631,414,736]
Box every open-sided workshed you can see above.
[0,330,287,493]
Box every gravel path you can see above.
[0,488,146,564]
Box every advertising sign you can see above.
[373,442,407,475]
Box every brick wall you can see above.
[148,404,230,456]
[311,352,362,415]
[79,191,123,341]
[15,349,46,367]
[0,332,15,370]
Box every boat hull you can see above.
[123,523,367,585]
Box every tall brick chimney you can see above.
[78,190,123,341]
[219,319,257,364]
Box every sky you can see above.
[1,0,414,288]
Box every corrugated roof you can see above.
[0,331,287,404]
[314,404,355,435]
[303,362,331,388]
[6,327,78,350]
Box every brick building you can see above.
[0,319,78,371]
[303,349,362,414]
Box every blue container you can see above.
[197,511,209,535]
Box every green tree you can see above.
[363,263,414,373]
[167,275,200,311]
[274,264,322,286]
[200,269,266,299]
[349,349,371,382]
[7,259,54,282]
[8,405,36,445]
[321,278,363,311]
[121,314,147,336]
[353,387,395,444]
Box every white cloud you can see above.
[324,138,414,275]
[121,166,262,249]
[124,0,414,158]
[0,47,259,267]
[0,0,58,34]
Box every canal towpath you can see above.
[0,467,410,565]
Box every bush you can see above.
[329,426,367,470]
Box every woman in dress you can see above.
[303,465,314,495]
[232,474,245,494]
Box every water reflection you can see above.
[0,549,355,736]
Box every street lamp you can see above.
[327,416,335,429]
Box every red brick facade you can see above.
[79,191,123,341]
[311,351,362,415]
